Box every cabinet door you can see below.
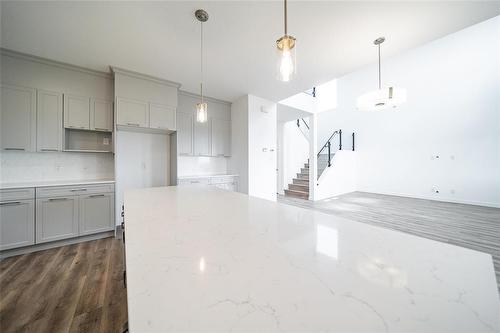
[64,94,90,129]
[116,97,149,128]
[150,103,176,130]
[37,90,63,152]
[211,118,231,157]
[177,112,193,155]
[1,85,36,152]
[194,117,211,156]
[79,193,114,235]
[0,200,35,250]
[36,197,79,243]
[92,99,113,132]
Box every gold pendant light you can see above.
[276,0,296,82]
[195,9,208,123]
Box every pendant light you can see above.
[195,9,208,123]
[356,37,407,111]
[276,0,296,82]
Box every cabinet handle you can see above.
[179,153,191,156]
[49,198,69,201]
[0,201,22,206]
[41,148,58,151]
[190,181,200,184]
[69,125,86,129]
[70,189,87,192]
[94,127,110,131]
[89,194,105,198]
[126,123,140,127]
[4,148,25,151]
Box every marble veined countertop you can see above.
[177,174,239,179]
[123,186,500,333]
[0,179,115,189]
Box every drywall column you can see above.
[309,113,318,200]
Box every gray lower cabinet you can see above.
[36,196,79,243]
[0,199,35,250]
[79,193,114,235]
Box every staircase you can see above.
[284,161,310,199]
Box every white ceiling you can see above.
[1,1,499,103]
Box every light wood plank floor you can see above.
[0,237,127,333]
[278,192,500,293]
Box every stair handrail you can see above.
[296,118,310,130]
[317,129,341,157]
[316,129,342,179]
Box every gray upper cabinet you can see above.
[211,118,231,157]
[37,90,63,152]
[0,199,35,250]
[194,117,211,156]
[150,103,176,131]
[79,193,114,235]
[177,113,194,155]
[116,97,149,128]
[64,94,90,130]
[36,196,79,243]
[1,85,36,152]
[92,99,113,132]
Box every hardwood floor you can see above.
[278,192,500,294]
[0,237,127,333]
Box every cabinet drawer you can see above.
[0,188,35,201]
[177,178,209,185]
[210,176,237,185]
[0,199,35,250]
[36,183,115,198]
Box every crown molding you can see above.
[179,90,231,106]
[1,48,112,79]
[110,66,182,89]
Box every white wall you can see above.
[229,94,277,201]
[229,95,249,194]
[0,151,114,183]
[280,120,309,193]
[315,151,357,200]
[248,95,277,201]
[318,16,500,207]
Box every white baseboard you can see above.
[357,189,500,208]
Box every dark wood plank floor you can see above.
[0,237,127,333]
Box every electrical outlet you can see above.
[103,137,110,145]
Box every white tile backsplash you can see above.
[0,151,114,183]
[177,156,227,177]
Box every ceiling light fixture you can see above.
[195,9,209,123]
[276,0,296,82]
[356,37,407,111]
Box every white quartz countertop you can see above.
[0,179,115,189]
[124,186,500,333]
[177,174,239,179]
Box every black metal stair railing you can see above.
[317,129,341,179]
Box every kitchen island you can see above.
[123,186,500,332]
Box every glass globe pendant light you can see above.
[276,0,296,82]
[356,37,407,111]
[195,9,208,123]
